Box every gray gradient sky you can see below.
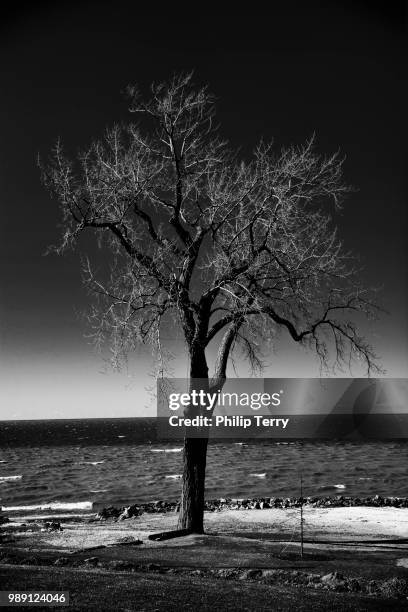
[0,1,406,419]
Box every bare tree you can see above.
[40,73,382,533]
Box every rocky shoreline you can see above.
[95,494,408,521]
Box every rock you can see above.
[348,578,361,592]
[146,563,161,572]
[54,557,70,566]
[321,571,346,590]
[118,505,141,520]
[116,536,143,545]
[321,571,344,582]
[261,569,280,581]
[307,573,321,584]
[83,557,99,566]
[96,506,122,520]
[216,569,237,579]
[379,577,408,599]
[118,502,143,521]
[91,494,408,524]
[43,521,62,532]
[240,569,263,580]
[367,580,380,595]
[107,560,136,571]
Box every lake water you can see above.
[0,418,407,518]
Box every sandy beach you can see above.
[3,505,408,554]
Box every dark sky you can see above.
[0,1,406,418]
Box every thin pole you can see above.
[300,472,304,559]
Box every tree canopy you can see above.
[41,73,382,383]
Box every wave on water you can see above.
[0,460,7,463]
[275,442,296,445]
[0,475,22,482]
[318,484,346,491]
[1,501,93,512]
[250,473,267,478]
[165,474,182,480]
[77,461,105,466]
[89,489,108,493]
[151,448,183,453]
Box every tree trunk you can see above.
[177,345,209,534]
[177,436,209,533]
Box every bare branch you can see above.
[40,73,383,378]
